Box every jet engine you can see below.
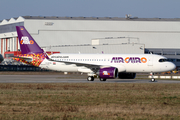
[98,67,118,79]
[118,73,136,79]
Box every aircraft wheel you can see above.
[103,79,107,81]
[91,77,94,81]
[99,78,106,81]
[151,78,155,82]
[87,76,94,81]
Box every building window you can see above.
[176,59,180,62]
[167,59,175,62]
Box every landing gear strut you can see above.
[87,76,94,81]
[150,72,155,82]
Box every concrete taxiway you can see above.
[0,75,180,83]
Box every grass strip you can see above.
[0,83,180,120]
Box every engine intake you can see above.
[99,67,118,79]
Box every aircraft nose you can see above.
[168,62,176,71]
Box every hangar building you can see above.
[0,16,180,67]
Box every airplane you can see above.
[14,26,176,82]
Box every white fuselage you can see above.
[39,54,176,73]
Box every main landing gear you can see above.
[99,78,106,81]
[87,76,94,81]
[150,72,155,82]
[87,76,107,81]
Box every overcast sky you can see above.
[0,0,180,20]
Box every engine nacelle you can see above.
[98,67,118,79]
[118,73,136,79]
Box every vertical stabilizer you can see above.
[16,26,44,54]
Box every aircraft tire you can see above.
[151,78,155,82]
[87,76,94,81]
[100,78,106,81]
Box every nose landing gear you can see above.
[151,78,155,82]
[150,72,155,82]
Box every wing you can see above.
[48,58,126,73]
[48,58,111,72]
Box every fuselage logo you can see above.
[20,36,34,45]
[111,57,147,63]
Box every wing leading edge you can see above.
[48,58,126,72]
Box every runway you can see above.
[0,75,180,83]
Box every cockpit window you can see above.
[159,59,168,62]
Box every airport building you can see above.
[0,16,180,67]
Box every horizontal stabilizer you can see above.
[14,56,33,62]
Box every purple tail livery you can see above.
[14,26,48,67]
[16,26,44,54]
